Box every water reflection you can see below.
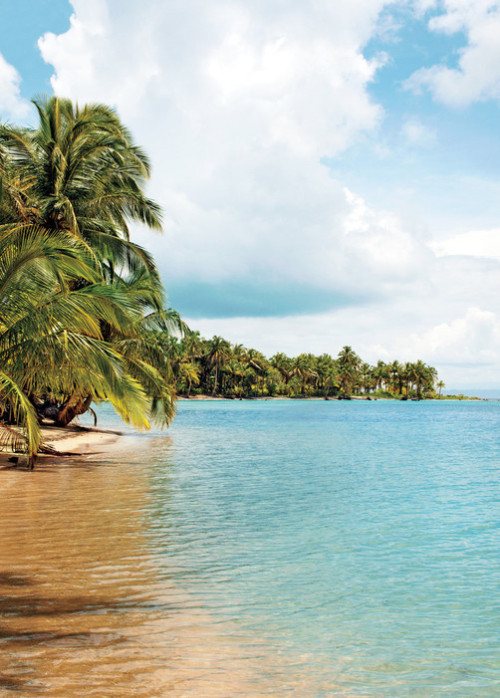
[0,438,292,697]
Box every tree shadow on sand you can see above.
[0,569,135,693]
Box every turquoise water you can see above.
[107,400,500,695]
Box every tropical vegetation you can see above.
[0,96,182,466]
[164,333,441,401]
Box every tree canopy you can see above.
[0,97,181,465]
[164,333,440,401]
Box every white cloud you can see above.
[39,0,428,301]
[190,296,500,386]
[413,0,439,13]
[430,227,500,259]
[40,0,387,155]
[0,53,31,121]
[406,1,500,106]
[400,117,437,146]
[34,0,500,385]
[400,307,500,366]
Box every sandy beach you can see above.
[0,425,122,471]
[40,425,122,453]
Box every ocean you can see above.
[1,399,499,695]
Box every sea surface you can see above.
[1,399,499,696]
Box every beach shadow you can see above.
[0,628,125,647]
[0,583,131,693]
[0,592,135,617]
[0,571,35,587]
[0,590,180,618]
[0,674,30,691]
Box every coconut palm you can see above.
[206,336,232,394]
[271,353,295,388]
[0,97,183,462]
[359,362,376,394]
[337,346,361,396]
[0,225,154,464]
[411,360,435,399]
[373,360,388,391]
[293,354,318,396]
[314,354,338,396]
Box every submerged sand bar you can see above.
[0,433,299,697]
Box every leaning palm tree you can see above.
[0,97,183,461]
[0,225,153,464]
[0,97,167,329]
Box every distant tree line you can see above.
[165,332,442,400]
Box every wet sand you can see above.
[0,446,261,695]
[0,438,327,696]
[0,425,121,474]
[41,424,122,452]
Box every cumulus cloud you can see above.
[401,307,500,366]
[38,0,430,318]
[0,53,31,121]
[430,228,500,259]
[35,0,500,385]
[190,298,500,386]
[406,1,500,106]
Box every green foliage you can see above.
[0,97,179,464]
[167,333,440,402]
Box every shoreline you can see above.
[40,424,123,454]
[0,424,122,470]
[178,394,483,401]
[0,391,484,469]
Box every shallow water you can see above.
[1,400,500,695]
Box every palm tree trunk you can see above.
[56,394,92,427]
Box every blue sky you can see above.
[0,0,70,104]
[2,0,500,387]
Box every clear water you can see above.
[146,400,500,695]
[3,399,500,695]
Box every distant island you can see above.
[166,332,448,400]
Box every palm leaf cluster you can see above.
[0,97,180,465]
[166,334,440,400]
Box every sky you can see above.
[1,0,500,388]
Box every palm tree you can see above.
[388,360,403,395]
[359,362,376,394]
[271,353,295,389]
[0,97,182,461]
[206,336,232,394]
[291,354,317,396]
[221,358,245,395]
[315,354,338,396]
[337,346,361,397]
[0,97,162,265]
[0,226,153,463]
[373,360,388,392]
